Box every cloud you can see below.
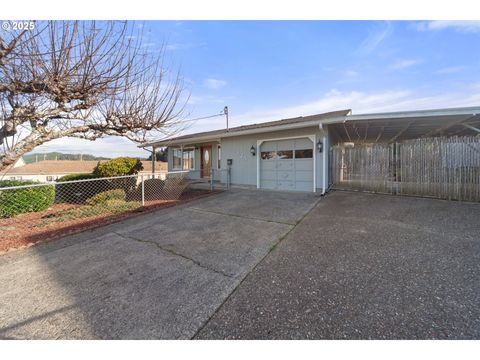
[436,66,465,74]
[390,59,422,70]
[229,86,480,126]
[32,136,147,158]
[203,78,227,90]
[357,21,393,56]
[416,21,480,33]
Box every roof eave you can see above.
[140,115,348,148]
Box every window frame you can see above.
[294,149,313,159]
[217,144,221,169]
[182,148,195,170]
[172,148,183,170]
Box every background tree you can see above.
[0,21,186,171]
[147,148,168,162]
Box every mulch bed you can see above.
[0,189,219,255]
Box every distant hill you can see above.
[23,152,111,164]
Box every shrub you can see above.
[57,173,97,182]
[93,157,143,178]
[39,191,140,227]
[0,180,55,218]
[56,173,111,204]
[85,189,126,206]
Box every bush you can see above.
[56,173,111,204]
[85,189,126,206]
[57,173,97,182]
[39,195,140,227]
[0,180,55,218]
[93,157,143,178]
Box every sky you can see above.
[35,20,480,158]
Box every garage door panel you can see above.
[261,161,276,170]
[276,160,294,170]
[277,180,295,190]
[260,170,276,180]
[260,137,314,192]
[295,170,313,181]
[277,170,295,181]
[295,160,312,171]
[261,180,276,189]
[295,181,313,191]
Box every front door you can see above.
[201,145,212,178]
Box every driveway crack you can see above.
[113,232,234,278]
[187,207,296,225]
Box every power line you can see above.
[177,111,226,124]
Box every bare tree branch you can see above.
[0,21,186,171]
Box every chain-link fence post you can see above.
[141,174,145,206]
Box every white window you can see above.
[217,144,221,169]
[172,148,182,170]
[182,149,195,170]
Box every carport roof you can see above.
[324,106,480,144]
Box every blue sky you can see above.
[37,20,480,157]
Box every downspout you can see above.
[320,123,327,195]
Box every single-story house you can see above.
[141,106,480,199]
[0,160,168,182]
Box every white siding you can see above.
[221,126,325,190]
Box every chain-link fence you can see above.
[184,168,231,191]
[0,170,228,248]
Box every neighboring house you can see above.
[0,160,167,182]
[141,107,480,195]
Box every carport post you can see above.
[322,134,327,195]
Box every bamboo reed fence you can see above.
[331,136,480,202]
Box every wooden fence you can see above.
[331,136,480,202]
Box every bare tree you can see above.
[0,21,185,171]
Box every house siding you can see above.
[220,126,328,191]
[165,126,330,192]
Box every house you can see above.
[0,160,168,182]
[141,106,480,200]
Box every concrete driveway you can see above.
[197,191,480,339]
[0,189,319,339]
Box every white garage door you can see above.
[260,138,314,192]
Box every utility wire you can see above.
[176,111,225,124]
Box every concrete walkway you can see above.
[197,191,480,339]
[0,189,320,339]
